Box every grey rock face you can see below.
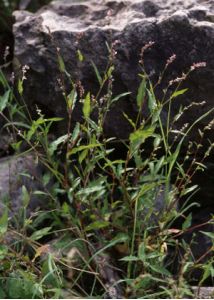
[0,154,46,218]
[191,287,214,299]
[12,0,214,141]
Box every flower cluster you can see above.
[190,62,206,71]
[166,54,176,68]
[139,41,155,64]
[22,65,30,81]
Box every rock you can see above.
[191,286,214,299]
[18,0,53,11]
[0,3,13,66]
[0,134,14,157]
[0,154,47,218]
[12,0,214,142]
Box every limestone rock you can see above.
[191,286,214,299]
[0,154,46,218]
[12,0,214,140]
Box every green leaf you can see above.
[0,209,8,235]
[7,276,39,299]
[120,256,139,262]
[0,244,8,259]
[62,202,70,214]
[0,90,10,112]
[154,156,165,174]
[133,274,154,289]
[104,159,125,169]
[147,88,157,113]
[151,106,161,124]
[91,61,102,86]
[4,121,30,129]
[137,182,157,200]
[78,148,88,164]
[41,255,58,286]
[123,112,136,129]
[106,66,114,78]
[11,140,22,152]
[182,213,192,230]
[58,54,65,72]
[85,220,110,231]
[76,185,104,196]
[49,134,69,156]
[181,185,198,196]
[22,185,30,208]
[30,227,52,241]
[200,263,212,285]
[83,92,91,119]
[67,88,77,110]
[111,92,131,104]
[71,122,80,142]
[130,126,155,149]
[77,49,84,62]
[18,79,23,95]
[26,121,39,141]
[104,66,114,81]
[33,190,48,196]
[68,143,101,156]
[171,88,188,99]
[149,264,171,276]
[45,117,63,122]
[200,231,214,240]
[153,135,161,148]
[137,77,146,109]
[138,242,146,261]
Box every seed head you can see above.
[190,62,206,71]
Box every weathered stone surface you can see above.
[0,154,46,217]
[191,286,214,299]
[13,0,214,141]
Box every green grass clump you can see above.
[0,41,213,298]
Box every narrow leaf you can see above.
[77,49,84,62]
[85,221,110,231]
[68,143,101,156]
[137,77,146,108]
[22,185,30,208]
[49,134,69,156]
[58,55,65,73]
[112,92,131,104]
[67,88,77,110]
[18,79,23,95]
[0,209,8,235]
[30,227,52,241]
[120,256,139,262]
[147,88,157,113]
[171,88,188,99]
[0,90,10,112]
[83,92,91,119]
[91,61,102,86]
[123,112,136,129]
[182,213,192,230]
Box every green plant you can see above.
[0,41,213,298]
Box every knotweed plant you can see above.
[0,40,213,298]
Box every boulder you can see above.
[0,154,46,218]
[12,0,214,141]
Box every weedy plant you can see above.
[0,40,213,298]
